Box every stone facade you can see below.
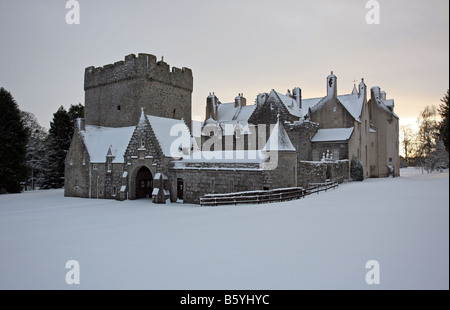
[65,54,398,205]
[297,160,349,188]
[84,53,193,129]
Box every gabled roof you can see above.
[147,115,191,157]
[311,127,354,142]
[337,93,365,122]
[377,98,399,119]
[82,125,136,163]
[270,90,303,118]
[216,102,256,122]
[302,97,323,113]
[263,119,296,152]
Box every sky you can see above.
[0,0,448,130]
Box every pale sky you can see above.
[0,0,448,129]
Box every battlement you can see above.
[84,53,193,91]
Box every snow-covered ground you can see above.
[0,168,448,289]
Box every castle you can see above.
[65,53,399,204]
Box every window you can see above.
[113,186,117,195]
[82,156,86,166]
[389,158,393,163]
[69,158,73,166]
[107,160,111,172]
[333,149,339,160]
[365,146,368,166]
[140,137,145,148]
[93,164,98,170]
[312,150,320,161]
[117,105,121,111]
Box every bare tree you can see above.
[400,125,414,165]
[415,105,439,173]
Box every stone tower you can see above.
[84,53,193,128]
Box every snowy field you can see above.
[0,168,448,290]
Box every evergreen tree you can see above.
[41,106,72,189]
[0,88,30,193]
[21,111,48,190]
[68,103,84,139]
[438,90,449,153]
[41,104,84,189]
[350,158,364,181]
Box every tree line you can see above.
[0,87,83,193]
[401,90,449,172]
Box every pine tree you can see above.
[68,103,84,138]
[0,88,30,193]
[438,90,449,153]
[41,106,72,189]
[350,158,364,181]
[21,111,48,190]
[41,104,84,189]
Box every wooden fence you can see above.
[200,181,338,207]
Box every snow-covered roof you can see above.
[263,120,296,152]
[147,115,191,157]
[179,150,267,164]
[337,94,365,122]
[311,127,354,142]
[274,91,303,118]
[216,103,256,122]
[82,125,136,163]
[302,97,323,113]
[376,98,399,119]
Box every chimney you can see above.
[76,118,85,131]
[371,86,381,101]
[235,93,246,108]
[359,78,367,101]
[256,93,267,107]
[380,91,386,100]
[206,93,219,121]
[327,71,337,98]
[293,87,302,110]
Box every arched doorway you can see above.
[136,166,153,199]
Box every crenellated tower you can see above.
[84,53,193,129]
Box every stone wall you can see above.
[169,168,264,204]
[297,160,349,188]
[285,121,319,161]
[84,53,193,129]
[311,141,349,161]
[64,131,90,198]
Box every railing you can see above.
[200,181,338,207]
[305,181,339,196]
[200,187,306,207]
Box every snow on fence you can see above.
[305,181,339,196]
[200,181,338,207]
